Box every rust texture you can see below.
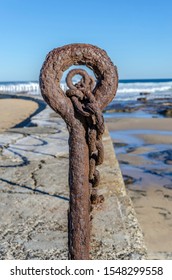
[39,43,118,259]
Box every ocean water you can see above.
[116,78,172,102]
[0,78,172,101]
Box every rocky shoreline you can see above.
[104,97,172,117]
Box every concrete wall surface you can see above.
[0,102,147,259]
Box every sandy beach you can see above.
[0,98,39,132]
[106,117,172,259]
[106,117,172,131]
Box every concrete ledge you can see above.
[91,129,147,259]
[0,106,147,259]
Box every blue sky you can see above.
[0,0,171,81]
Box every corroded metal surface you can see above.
[39,43,118,259]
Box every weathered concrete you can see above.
[90,129,147,259]
[0,104,147,259]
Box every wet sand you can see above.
[106,117,172,259]
[0,98,38,132]
[106,117,172,131]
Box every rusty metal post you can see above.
[68,121,90,259]
[39,43,118,259]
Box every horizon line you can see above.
[0,78,172,83]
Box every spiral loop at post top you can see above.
[39,43,118,126]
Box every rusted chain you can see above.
[66,69,104,191]
[39,43,118,259]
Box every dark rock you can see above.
[164,194,172,201]
[113,142,128,148]
[144,169,163,176]
[163,184,172,190]
[166,160,172,164]
[158,108,172,117]
[104,107,137,113]
[126,146,136,153]
[137,97,147,102]
[123,107,137,113]
[119,160,129,165]
[104,103,140,114]
[129,189,146,196]
[148,149,172,165]
[123,175,136,185]
[140,92,150,96]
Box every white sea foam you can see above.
[115,81,172,101]
[0,80,172,101]
[0,82,40,95]
[118,81,172,93]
